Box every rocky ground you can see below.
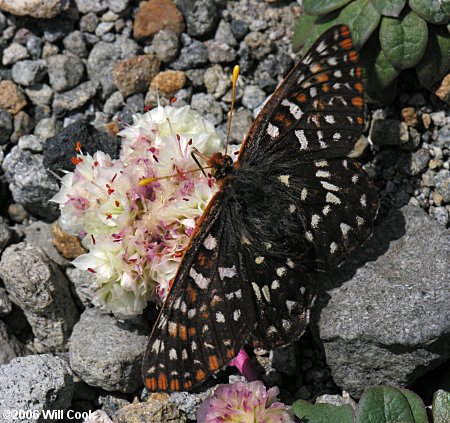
[0,0,449,422]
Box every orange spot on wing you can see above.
[340,38,353,50]
[355,82,363,93]
[184,380,193,390]
[340,26,350,37]
[315,73,329,83]
[170,378,180,391]
[226,349,235,359]
[158,373,168,390]
[146,377,157,391]
[351,97,363,108]
[356,67,362,78]
[311,64,322,73]
[349,51,358,62]
[297,93,307,103]
[357,117,363,125]
[189,327,196,336]
[196,369,206,381]
[179,324,187,341]
[187,285,197,303]
[322,84,330,92]
[201,312,209,319]
[208,355,219,371]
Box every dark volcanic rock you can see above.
[43,120,121,175]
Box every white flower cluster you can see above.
[52,106,222,317]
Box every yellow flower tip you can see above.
[232,65,240,85]
[138,177,157,186]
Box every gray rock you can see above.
[2,42,29,66]
[7,203,28,223]
[108,0,129,13]
[244,31,274,60]
[47,54,85,92]
[0,11,5,33]
[0,0,69,19]
[406,148,430,176]
[186,68,205,89]
[190,93,223,125]
[170,39,209,70]
[215,20,238,47]
[369,119,409,146]
[431,206,449,226]
[96,21,114,37]
[204,65,230,99]
[0,243,79,352]
[0,288,12,317]
[315,205,450,397]
[2,147,60,220]
[74,0,108,13]
[0,354,74,420]
[63,31,88,58]
[174,0,226,37]
[18,134,44,152]
[65,267,97,309]
[169,392,205,421]
[87,37,139,95]
[11,110,34,144]
[26,34,43,60]
[207,40,237,63]
[0,109,12,144]
[230,19,248,41]
[80,12,98,33]
[53,81,98,114]
[25,83,54,107]
[271,344,298,376]
[23,221,68,267]
[0,217,11,253]
[152,29,180,63]
[230,107,253,143]
[430,111,446,127]
[436,171,450,203]
[103,91,124,115]
[34,116,62,142]
[242,85,265,110]
[101,32,115,42]
[0,320,29,365]
[69,308,148,393]
[11,59,47,87]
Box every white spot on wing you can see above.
[262,285,271,302]
[315,160,328,167]
[255,256,265,265]
[189,268,211,289]
[301,188,308,200]
[218,265,237,279]
[295,130,308,149]
[216,312,225,323]
[316,170,330,178]
[356,216,365,226]
[340,223,351,236]
[289,204,296,213]
[281,99,304,119]
[326,192,341,204]
[330,242,338,253]
[325,115,335,124]
[278,174,290,187]
[271,280,280,289]
[204,234,217,250]
[276,267,287,277]
[360,194,367,206]
[252,282,262,302]
[233,310,241,321]
[311,214,321,228]
[286,258,294,268]
[267,122,279,139]
[321,181,340,191]
[169,348,177,360]
[305,231,313,241]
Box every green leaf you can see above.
[379,9,428,69]
[360,32,400,89]
[370,0,406,17]
[416,25,450,90]
[293,399,354,423]
[400,389,429,423]
[303,0,354,16]
[356,386,415,423]
[408,0,450,24]
[339,0,381,50]
[292,12,340,54]
[432,390,450,423]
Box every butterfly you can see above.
[142,25,378,392]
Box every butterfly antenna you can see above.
[225,65,240,156]
[138,166,211,186]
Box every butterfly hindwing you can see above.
[142,193,256,392]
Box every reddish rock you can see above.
[0,81,27,115]
[133,0,185,43]
[150,70,186,98]
[435,73,450,103]
[52,222,85,260]
[113,54,160,97]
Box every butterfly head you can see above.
[208,152,234,180]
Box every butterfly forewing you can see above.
[239,25,364,164]
[142,193,256,392]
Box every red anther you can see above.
[115,200,120,207]
[171,97,177,103]
[106,213,112,220]
[176,134,181,141]
[144,105,153,112]
[188,139,193,145]
[75,141,82,152]
[87,268,96,273]
[153,155,159,162]
[71,157,83,165]
[111,173,117,183]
